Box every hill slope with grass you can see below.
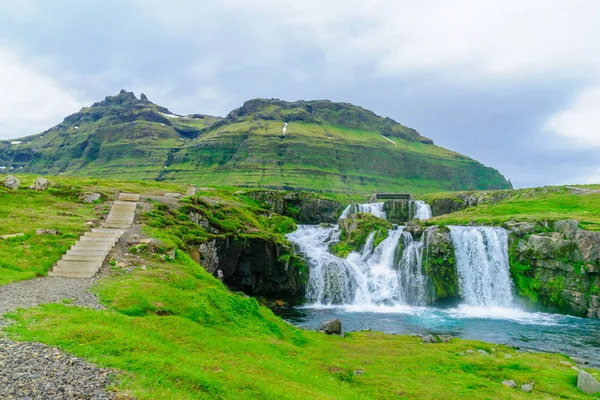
[0,91,511,194]
[0,175,595,399]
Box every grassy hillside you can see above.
[426,187,600,231]
[0,91,511,194]
[1,177,595,398]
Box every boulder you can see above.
[319,318,342,335]
[35,228,61,235]
[521,383,534,393]
[3,175,20,190]
[577,370,600,394]
[502,380,517,388]
[438,334,453,343]
[29,177,50,191]
[421,334,437,344]
[80,192,101,203]
[0,233,25,240]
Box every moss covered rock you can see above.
[423,226,458,301]
[508,219,600,317]
[333,213,392,258]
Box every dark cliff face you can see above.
[190,237,306,299]
[245,190,343,224]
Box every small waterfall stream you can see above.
[449,226,513,307]
[287,225,433,306]
[339,202,386,220]
[412,200,432,220]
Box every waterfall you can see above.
[412,200,432,220]
[449,226,513,307]
[339,202,386,220]
[287,225,433,306]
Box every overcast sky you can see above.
[0,1,599,188]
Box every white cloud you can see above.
[545,86,600,147]
[208,0,600,79]
[0,49,83,139]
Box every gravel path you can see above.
[0,277,116,399]
[0,339,114,399]
[0,277,103,317]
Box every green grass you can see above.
[0,184,100,284]
[6,249,596,399]
[430,191,600,231]
[2,176,599,398]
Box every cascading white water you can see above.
[449,226,513,307]
[339,202,386,220]
[287,225,433,306]
[412,200,432,220]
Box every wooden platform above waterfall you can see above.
[371,193,412,201]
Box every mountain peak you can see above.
[227,98,433,144]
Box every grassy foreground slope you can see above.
[0,91,511,194]
[0,175,597,399]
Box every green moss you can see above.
[423,234,458,300]
[332,213,392,258]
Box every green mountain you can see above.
[0,90,511,193]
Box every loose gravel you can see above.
[0,277,103,316]
[0,339,115,399]
[0,277,116,399]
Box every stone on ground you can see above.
[2,175,20,190]
[521,382,534,392]
[80,192,101,203]
[421,334,437,344]
[502,380,517,388]
[578,370,600,394]
[319,318,342,335]
[29,177,50,191]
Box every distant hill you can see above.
[0,90,511,193]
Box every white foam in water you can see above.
[445,305,568,326]
[339,202,386,220]
[449,226,514,307]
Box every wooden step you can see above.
[66,249,108,256]
[91,228,124,234]
[113,201,138,207]
[62,254,106,262]
[84,231,122,237]
[118,193,140,202]
[102,223,131,229]
[48,269,97,278]
[71,241,114,248]
[55,260,101,270]
[80,236,119,243]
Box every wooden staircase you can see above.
[48,193,140,278]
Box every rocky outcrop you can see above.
[3,175,20,190]
[423,226,458,301]
[245,190,342,224]
[190,237,307,298]
[508,220,600,318]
